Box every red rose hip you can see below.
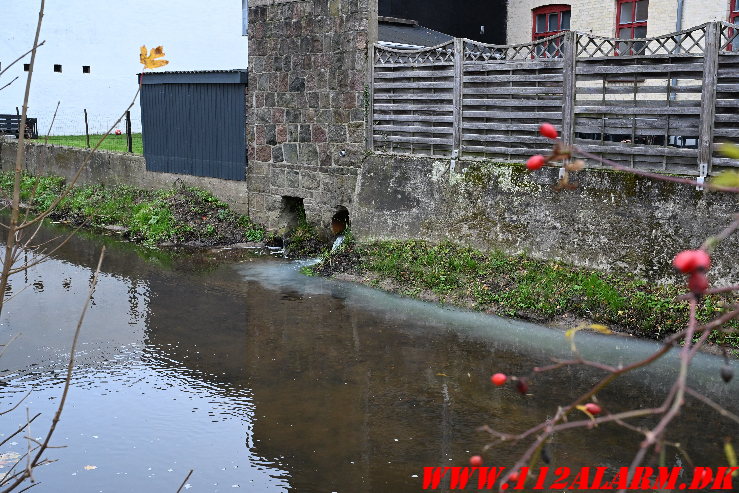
[469,455,483,467]
[584,402,602,415]
[526,154,546,170]
[539,122,558,139]
[673,250,711,274]
[491,373,507,386]
[688,272,709,294]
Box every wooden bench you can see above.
[0,115,38,139]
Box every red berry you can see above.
[526,155,546,170]
[515,378,529,395]
[491,373,507,386]
[469,455,483,467]
[539,122,558,139]
[114,129,122,135]
[673,250,711,274]
[509,471,519,482]
[688,272,709,294]
[584,402,602,415]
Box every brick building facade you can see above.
[507,0,734,45]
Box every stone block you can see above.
[328,124,348,143]
[299,143,319,165]
[256,145,273,162]
[283,143,299,163]
[301,171,320,190]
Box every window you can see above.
[53,64,62,73]
[82,65,90,73]
[532,4,571,57]
[616,0,649,55]
[728,0,739,51]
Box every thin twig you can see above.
[175,470,194,493]
[0,77,19,92]
[0,246,105,493]
[0,41,46,79]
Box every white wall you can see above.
[0,0,248,135]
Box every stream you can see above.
[0,226,735,492]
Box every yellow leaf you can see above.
[140,45,169,70]
[711,171,739,188]
[565,323,612,352]
[725,439,738,477]
[83,465,97,470]
[719,143,739,160]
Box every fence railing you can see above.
[369,22,739,175]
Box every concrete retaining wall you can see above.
[0,140,252,214]
[353,154,738,283]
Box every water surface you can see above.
[0,228,735,492]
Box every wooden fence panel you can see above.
[370,22,739,176]
[372,42,455,156]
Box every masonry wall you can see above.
[506,0,730,45]
[353,155,738,284]
[0,140,251,213]
[246,0,375,229]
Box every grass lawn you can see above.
[32,133,143,154]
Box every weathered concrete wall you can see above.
[353,154,738,283]
[245,0,375,229]
[0,140,251,214]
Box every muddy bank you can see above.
[0,172,331,256]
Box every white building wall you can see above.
[0,1,247,135]
[507,0,731,46]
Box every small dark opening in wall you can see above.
[53,64,62,73]
[280,196,305,230]
[23,64,30,72]
[82,65,90,74]
[331,206,350,235]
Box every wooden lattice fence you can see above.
[370,22,739,176]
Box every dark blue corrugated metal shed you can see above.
[139,70,247,181]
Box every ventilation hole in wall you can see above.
[82,65,90,74]
[53,64,62,73]
[331,205,350,235]
[280,196,305,230]
[23,64,30,72]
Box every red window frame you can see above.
[532,4,571,40]
[532,4,571,58]
[729,0,739,51]
[616,0,649,55]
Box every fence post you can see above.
[125,110,133,153]
[366,0,378,152]
[83,108,90,148]
[561,31,577,150]
[453,37,463,159]
[698,22,720,174]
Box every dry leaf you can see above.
[565,323,612,352]
[565,159,586,172]
[83,465,97,470]
[140,45,169,69]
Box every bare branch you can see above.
[176,470,194,493]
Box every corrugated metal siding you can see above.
[141,82,246,181]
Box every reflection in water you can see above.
[0,226,736,492]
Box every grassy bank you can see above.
[310,239,738,348]
[31,133,143,154]
[0,172,265,247]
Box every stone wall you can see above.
[353,154,738,284]
[246,0,375,229]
